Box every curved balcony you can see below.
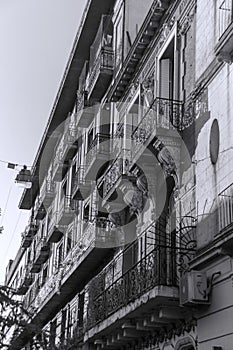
[21,221,38,248]
[34,197,46,221]
[57,196,78,226]
[84,220,183,344]
[76,91,95,128]
[39,178,56,208]
[17,269,33,295]
[99,151,133,205]
[72,166,91,201]
[85,133,110,180]
[34,238,50,267]
[131,97,183,162]
[86,15,113,101]
[47,213,63,243]
[61,120,78,162]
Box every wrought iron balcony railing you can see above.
[39,178,56,208]
[215,0,233,62]
[85,217,197,330]
[86,15,113,100]
[82,217,118,249]
[217,0,233,38]
[34,237,50,267]
[85,222,175,330]
[17,268,33,295]
[61,119,78,159]
[76,91,95,128]
[58,196,78,226]
[85,133,110,179]
[21,221,38,248]
[47,212,63,243]
[72,166,91,201]
[131,97,183,160]
[218,183,233,232]
[34,197,46,221]
[101,154,131,202]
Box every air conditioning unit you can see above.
[180,270,209,306]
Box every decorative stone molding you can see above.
[178,7,195,36]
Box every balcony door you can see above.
[159,39,175,100]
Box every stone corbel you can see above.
[216,51,233,64]
[178,7,195,37]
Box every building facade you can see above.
[4,0,233,349]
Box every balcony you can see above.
[85,133,110,180]
[86,15,113,101]
[57,196,78,226]
[40,178,55,208]
[61,118,78,161]
[76,91,95,128]
[28,259,41,274]
[52,150,68,182]
[131,98,183,162]
[34,197,46,221]
[219,183,233,232]
[21,221,117,338]
[47,213,63,243]
[34,238,50,266]
[21,222,38,248]
[82,217,120,249]
[85,220,180,338]
[215,0,233,62]
[99,152,133,205]
[75,61,95,128]
[72,166,91,201]
[17,269,33,295]
[108,0,170,101]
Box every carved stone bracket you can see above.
[178,7,195,37]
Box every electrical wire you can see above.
[0,159,32,169]
[1,213,22,269]
[0,185,13,227]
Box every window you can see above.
[57,243,63,267]
[41,265,48,286]
[113,3,124,72]
[66,230,72,255]
[159,39,175,100]
[49,319,57,348]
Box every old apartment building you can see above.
[4,0,233,349]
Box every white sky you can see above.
[0,0,86,283]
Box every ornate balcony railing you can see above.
[21,221,38,248]
[39,178,56,208]
[72,166,91,201]
[85,133,110,178]
[112,121,124,156]
[34,197,46,221]
[85,217,197,330]
[218,183,233,232]
[82,217,117,248]
[75,91,95,128]
[47,212,63,243]
[86,15,113,100]
[215,0,233,62]
[34,237,50,266]
[131,97,183,159]
[58,196,78,226]
[61,118,78,159]
[17,268,33,295]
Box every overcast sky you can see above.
[0,0,86,283]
